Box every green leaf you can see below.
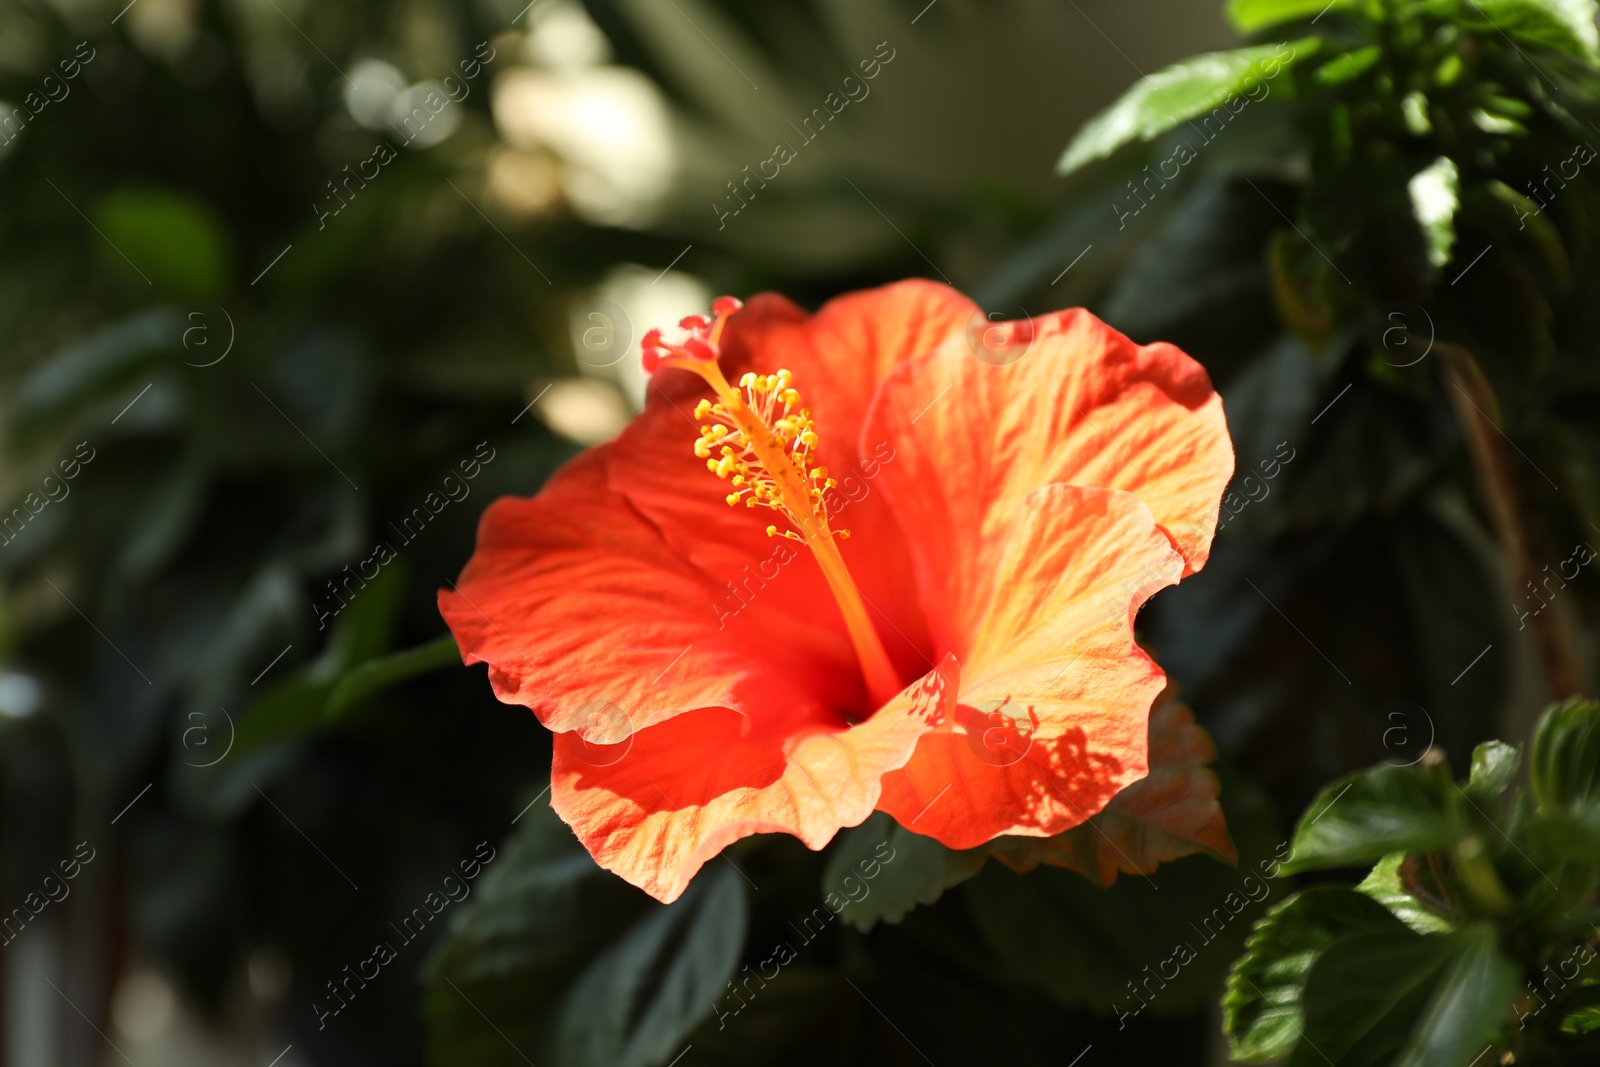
[1315,45,1382,85]
[1058,41,1316,174]
[1407,156,1460,270]
[988,698,1236,884]
[1291,928,1452,1066]
[1531,698,1600,813]
[821,812,986,932]
[94,189,233,300]
[1227,0,1353,32]
[1466,741,1522,802]
[1461,0,1600,63]
[1392,925,1520,1067]
[232,564,411,754]
[424,803,746,1067]
[324,634,460,722]
[1282,764,1458,875]
[1224,887,1411,1062]
[9,309,183,441]
[1357,853,1455,934]
[966,848,1278,1014]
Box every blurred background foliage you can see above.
[0,0,1595,1063]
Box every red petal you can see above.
[877,484,1183,847]
[609,282,978,694]
[439,448,861,739]
[552,654,960,902]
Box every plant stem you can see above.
[1435,341,1584,700]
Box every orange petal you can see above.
[438,448,862,739]
[552,654,961,902]
[877,484,1183,848]
[988,692,1237,884]
[865,307,1233,660]
[717,280,979,467]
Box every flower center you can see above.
[643,300,902,708]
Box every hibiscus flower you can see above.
[439,280,1234,903]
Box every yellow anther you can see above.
[672,352,901,706]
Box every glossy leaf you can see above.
[1291,928,1451,1066]
[1315,46,1382,85]
[1224,887,1411,1062]
[1226,0,1354,32]
[1461,0,1600,63]
[1391,925,1519,1067]
[1281,764,1458,875]
[1466,741,1522,803]
[1531,699,1600,813]
[1058,41,1316,174]
[1357,853,1455,934]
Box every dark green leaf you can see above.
[1466,741,1522,802]
[9,309,183,437]
[1282,764,1458,875]
[966,849,1277,1014]
[425,803,745,1067]
[324,634,460,722]
[1291,928,1451,1066]
[1357,853,1455,934]
[1392,925,1519,1067]
[1224,886,1411,1062]
[232,565,410,754]
[820,812,986,932]
[1058,41,1316,174]
[1531,698,1600,813]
